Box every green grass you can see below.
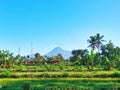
[0,78,120,90]
[0,71,120,78]
[0,65,120,90]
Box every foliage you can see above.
[0,33,120,89]
[0,33,120,71]
[0,78,120,90]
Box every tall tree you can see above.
[0,50,13,68]
[56,54,65,62]
[34,53,44,64]
[96,33,105,53]
[101,41,116,70]
[87,36,97,51]
[87,33,105,52]
[71,49,89,65]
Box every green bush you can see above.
[0,85,2,89]
[0,71,12,78]
[63,73,70,77]
[17,65,25,72]
[22,83,30,90]
[112,72,120,77]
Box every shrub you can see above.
[0,85,2,89]
[18,65,25,72]
[63,73,70,77]
[112,72,120,78]
[22,83,30,90]
[1,71,12,78]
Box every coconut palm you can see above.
[87,36,97,51]
[96,33,105,53]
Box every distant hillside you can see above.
[46,47,72,59]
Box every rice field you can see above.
[0,66,120,90]
[0,78,120,90]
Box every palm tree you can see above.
[96,33,105,53]
[1,50,13,68]
[87,36,97,50]
[35,53,44,64]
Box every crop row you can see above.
[0,78,120,90]
[1,71,120,78]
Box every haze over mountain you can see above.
[46,47,72,59]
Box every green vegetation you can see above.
[0,33,120,89]
[1,78,120,90]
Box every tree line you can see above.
[70,33,120,70]
[0,33,120,71]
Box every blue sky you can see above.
[0,0,120,56]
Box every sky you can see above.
[0,0,120,56]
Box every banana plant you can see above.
[86,50,95,71]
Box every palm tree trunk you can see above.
[91,59,93,70]
[4,59,6,69]
[98,44,100,53]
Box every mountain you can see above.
[46,47,72,59]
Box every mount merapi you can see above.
[46,47,72,59]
